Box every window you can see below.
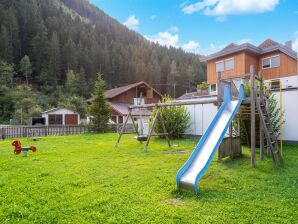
[270,80,280,90]
[271,56,280,68]
[225,58,234,70]
[262,55,280,69]
[216,58,234,72]
[48,114,63,125]
[216,61,224,72]
[210,84,217,93]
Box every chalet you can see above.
[105,81,162,125]
[179,39,298,143]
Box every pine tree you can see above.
[88,73,111,132]
[0,59,15,87]
[19,55,32,85]
[0,25,13,62]
[48,31,61,85]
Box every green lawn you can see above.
[0,134,297,223]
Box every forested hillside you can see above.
[0,0,206,124]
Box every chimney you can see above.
[285,40,292,50]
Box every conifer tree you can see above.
[19,55,32,85]
[88,73,111,132]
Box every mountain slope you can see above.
[0,0,206,97]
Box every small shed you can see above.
[42,108,80,126]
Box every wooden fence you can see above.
[0,125,87,140]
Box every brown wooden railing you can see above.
[0,125,87,140]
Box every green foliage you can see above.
[197,81,209,90]
[11,84,41,125]
[88,73,111,132]
[267,90,285,137]
[19,55,32,85]
[0,85,14,124]
[152,96,190,138]
[0,135,297,223]
[0,60,15,87]
[58,95,87,118]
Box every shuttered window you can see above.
[225,58,234,70]
[271,56,280,68]
[216,61,224,72]
[262,55,280,69]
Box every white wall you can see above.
[273,89,298,142]
[42,109,80,125]
[178,99,218,136]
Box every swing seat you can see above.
[136,135,148,142]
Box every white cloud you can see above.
[168,26,179,33]
[236,39,251,44]
[146,32,179,47]
[182,0,279,19]
[180,0,190,8]
[123,15,139,30]
[216,16,226,22]
[293,31,298,52]
[150,15,157,20]
[182,40,200,53]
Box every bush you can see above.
[152,96,190,138]
[197,81,209,90]
[266,89,285,137]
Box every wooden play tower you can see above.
[217,65,283,166]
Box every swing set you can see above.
[114,98,218,151]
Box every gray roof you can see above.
[202,39,297,62]
[105,81,162,99]
[42,108,78,114]
[109,102,151,116]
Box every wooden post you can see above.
[250,65,256,167]
[229,123,233,159]
[238,119,242,156]
[217,72,222,108]
[144,107,160,152]
[115,108,134,148]
[158,110,171,148]
[259,72,264,160]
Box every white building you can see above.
[42,108,80,126]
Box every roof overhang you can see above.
[201,43,297,62]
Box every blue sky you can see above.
[91,0,298,55]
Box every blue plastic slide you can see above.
[176,84,245,193]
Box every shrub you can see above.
[266,89,285,137]
[151,96,190,138]
[197,81,209,90]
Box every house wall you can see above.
[42,109,80,125]
[272,87,298,142]
[178,99,218,136]
[207,51,297,84]
[207,52,246,84]
[258,52,297,80]
[109,87,161,104]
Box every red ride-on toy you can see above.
[12,140,37,157]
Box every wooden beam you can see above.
[129,97,218,109]
[115,109,136,148]
[157,111,171,148]
[144,107,160,152]
[250,65,256,167]
[259,72,264,160]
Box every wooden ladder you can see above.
[255,88,282,166]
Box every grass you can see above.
[0,134,297,223]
